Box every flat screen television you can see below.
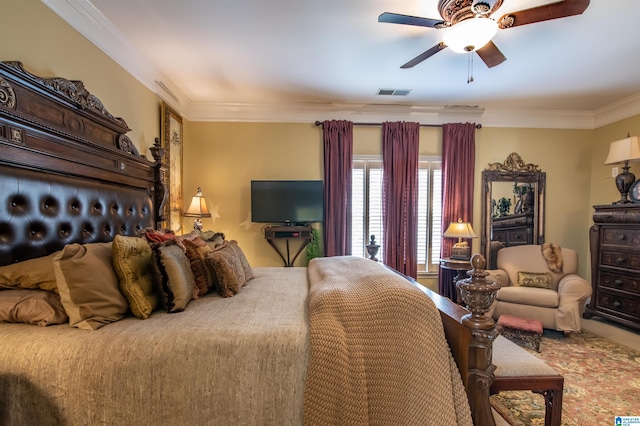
[251,180,324,225]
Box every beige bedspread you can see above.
[0,267,309,426]
[304,256,472,426]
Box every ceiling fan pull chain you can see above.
[467,52,474,84]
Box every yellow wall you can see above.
[2,0,161,157]
[185,122,596,279]
[7,0,640,290]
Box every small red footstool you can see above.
[497,314,544,352]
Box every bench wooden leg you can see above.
[491,375,564,426]
[534,387,563,426]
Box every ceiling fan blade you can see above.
[497,0,589,29]
[400,43,447,69]
[476,41,507,68]
[378,12,443,28]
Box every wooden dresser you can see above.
[584,204,640,330]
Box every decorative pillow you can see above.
[0,251,61,293]
[516,271,552,289]
[204,242,247,298]
[0,289,69,326]
[112,235,159,319]
[151,240,196,313]
[205,232,226,251]
[142,228,177,244]
[53,242,128,330]
[182,238,215,298]
[227,240,254,282]
[177,230,203,243]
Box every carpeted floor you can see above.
[490,329,640,425]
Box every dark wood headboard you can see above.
[0,61,166,266]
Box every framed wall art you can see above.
[161,101,183,234]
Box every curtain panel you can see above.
[322,120,353,257]
[438,122,476,299]
[382,121,420,278]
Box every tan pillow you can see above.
[0,289,69,326]
[112,235,159,319]
[205,242,246,298]
[182,238,215,298]
[53,242,128,330]
[151,241,195,313]
[516,271,552,289]
[228,240,254,282]
[0,251,61,293]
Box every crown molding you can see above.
[42,0,187,112]
[42,0,640,129]
[594,92,640,128]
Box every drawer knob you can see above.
[617,234,627,241]
[615,256,627,265]
[613,279,624,289]
[612,299,623,310]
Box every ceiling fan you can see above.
[379,0,590,69]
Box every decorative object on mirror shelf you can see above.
[604,134,640,204]
[366,235,380,261]
[183,187,212,231]
[443,219,477,260]
[496,197,511,217]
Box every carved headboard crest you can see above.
[1,61,130,131]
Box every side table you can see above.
[440,258,472,303]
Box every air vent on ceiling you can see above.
[377,88,411,96]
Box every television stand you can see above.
[264,225,312,267]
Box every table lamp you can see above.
[605,134,640,204]
[183,187,212,230]
[443,219,477,260]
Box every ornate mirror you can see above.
[481,153,546,269]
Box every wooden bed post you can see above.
[457,254,501,426]
[149,137,169,229]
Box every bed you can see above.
[0,61,500,425]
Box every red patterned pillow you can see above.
[141,228,177,244]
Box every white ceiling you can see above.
[44,0,640,128]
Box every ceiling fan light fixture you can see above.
[443,17,498,53]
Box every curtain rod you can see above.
[314,121,481,129]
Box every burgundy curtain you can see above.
[438,123,476,299]
[382,121,420,278]
[322,120,353,257]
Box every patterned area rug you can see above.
[490,329,640,425]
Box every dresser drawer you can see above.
[602,228,640,247]
[595,289,640,322]
[506,229,531,245]
[600,271,640,295]
[600,249,640,271]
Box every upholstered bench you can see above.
[491,336,564,426]
[497,314,544,352]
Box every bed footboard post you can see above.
[457,254,501,426]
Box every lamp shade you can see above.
[443,17,498,53]
[443,220,477,240]
[183,187,212,218]
[605,136,640,165]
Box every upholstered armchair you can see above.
[487,245,592,333]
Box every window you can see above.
[351,156,442,273]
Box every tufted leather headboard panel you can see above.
[0,165,154,266]
[0,61,167,266]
